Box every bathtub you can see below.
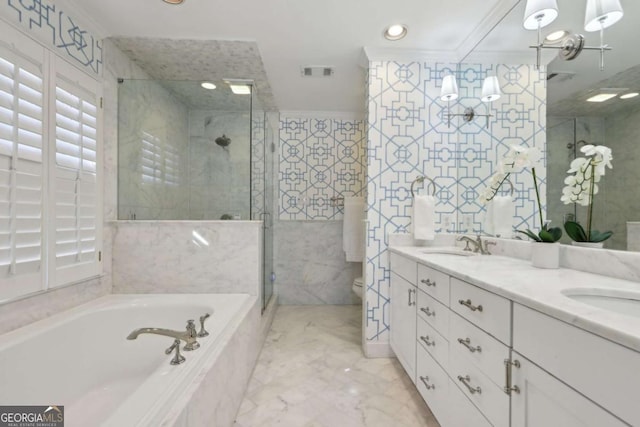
[0,293,257,427]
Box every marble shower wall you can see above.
[365,61,546,348]
[189,110,252,220]
[118,79,190,220]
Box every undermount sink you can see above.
[419,247,478,257]
[562,288,640,319]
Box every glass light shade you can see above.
[440,75,459,101]
[523,0,559,30]
[584,0,624,32]
[481,76,502,102]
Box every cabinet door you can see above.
[390,272,417,381]
[511,353,628,427]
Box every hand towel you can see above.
[484,195,514,238]
[413,195,436,241]
[343,196,365,262]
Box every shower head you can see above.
[215,134,231,147]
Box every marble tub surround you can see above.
[390,245,640,353]
[274,221,361,305]
[112,221,262,295]
[235,305,438,427]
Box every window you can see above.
[0,21,102,301]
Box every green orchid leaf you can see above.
[589,230,613,243]
[564,221,588,242]
[539,227,562,242]
[516,229,542,242]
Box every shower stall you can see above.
[117,78,274,309]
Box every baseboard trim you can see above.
[363,341,394,358]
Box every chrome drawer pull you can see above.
[420,278,436,287]
[420,335,435,347]
[420,307,435,317]
[457,337,481,353]
[504,358,521,395]
[458,375,482,394]
[420,376,435,390]
[407,288,416,306]
[458,299,483,312]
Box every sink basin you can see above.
[419,247,478,257]
[562,288,640,319]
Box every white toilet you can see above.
[352,276,363,299]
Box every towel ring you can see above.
[485,176,515,202]
[410,176,436,198]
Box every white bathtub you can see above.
[0,293,256,426]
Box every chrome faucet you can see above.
[127,319,200,351]
[457,235,495,255]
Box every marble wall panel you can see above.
[274,221,361,305]
[112,221,262,296]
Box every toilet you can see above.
[352,276,363,299]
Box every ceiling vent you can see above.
[301,66,334,77]
[547,71,576,82]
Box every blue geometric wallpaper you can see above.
[279,116,366,220]
[365,61,546,343]
[1,0,102,75]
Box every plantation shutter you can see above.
[0,37,45,300]
[52,58,101,286]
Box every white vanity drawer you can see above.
[446,378,492,427]
[416,345,449,426]
[390,252,417,284]
[450,349,510,427]
[450,311,509,387]
[514,303,640,427]
[417,263,450,306]
[451,278,511,344]
[417,315,448,370]
[417,289,449,336]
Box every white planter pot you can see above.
[571,241,604,249]
[531,242,560,269]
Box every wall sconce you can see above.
[523,0,623,71]
[440,74,502,128]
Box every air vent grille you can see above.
[301,66,334,77]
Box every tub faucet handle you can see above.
[198,313,211,338]
[165,339,186,365]
[183,320,200,351]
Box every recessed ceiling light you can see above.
[201,82,216,90]
[228,84,251,95]
[384,24,408,41]
[163,0,184,4]
[620,92,639,99]
[544,30,570,44]
[586,93,617,102]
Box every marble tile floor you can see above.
[234,305,439,427]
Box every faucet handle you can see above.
[165,339,186,365]
[198,313,211,338]
[483,240,497,255]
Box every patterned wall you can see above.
[365,61,546,343]
[1,0,102,75]
[279,116,366,220]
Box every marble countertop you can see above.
[390,245,640,353]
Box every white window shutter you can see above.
[52,58,101,286]
[0,40,45,301]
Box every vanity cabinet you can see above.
[389,249,639,427]
[390,253,417,380]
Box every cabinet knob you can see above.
[458,299,483,312]
[420,335,435,347]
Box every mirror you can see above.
[466,0,640,250]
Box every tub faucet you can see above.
[127,319,200,351]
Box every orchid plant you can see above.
[478,145,562,243]
[561,144,613,243]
